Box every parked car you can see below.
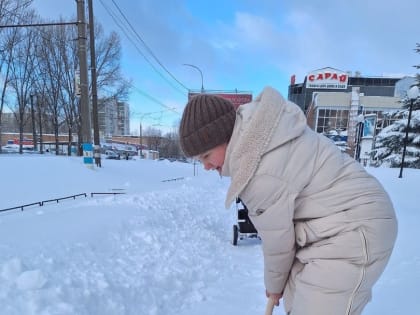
[104,150,120,159]
[1,144,19,153]
[1,144,35,153]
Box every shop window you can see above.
[316,108,350,135]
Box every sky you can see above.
[0,154,419,314]
[29,0,420,134]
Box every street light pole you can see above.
[399,85,419,178]
[183,63,204,93]
[354,113,364,162]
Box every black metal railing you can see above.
[161,177,184,182]
[0,201,42,212]
[41,193,88,206]
[0,191,126,213]
[90,192,126,197]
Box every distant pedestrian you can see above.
[94,145,101,167]
[178,86,397,315]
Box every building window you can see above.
[361,109,399,136]
[316,108,349,134]
[316,107,399,139]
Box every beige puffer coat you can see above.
[222,86,397,315]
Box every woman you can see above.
[179,86,397,315]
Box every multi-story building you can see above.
[1,113,19,133]
[288,67,402,112]
[288,67,414,158]
[116,101,130,136]
[98,98,130,138]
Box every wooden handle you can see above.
[264,297,275,315]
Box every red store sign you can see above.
[306,67,349,89]
[188,92,252,110]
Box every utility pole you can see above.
[0,3,92,165]
[37,94,44,154]
[88,0,101,167]
[29,93,38,152]
[77,0,93,168]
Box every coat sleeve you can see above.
[243,176,296,294]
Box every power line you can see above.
[97,1,184,119]
[98,0,188,96]
[129,84,180,114]
[100,0,182,95]
[110,0,189,91]
[0,21,78,28]
[97,1,185,117]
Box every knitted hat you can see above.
[179,94,236,157]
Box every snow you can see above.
[0,154,419,315]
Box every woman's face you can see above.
[196,143,228,175]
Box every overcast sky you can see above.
[31,0,419,133]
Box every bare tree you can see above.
[91,23,130,101]
[1,5,130,156]
[160,130,181,158]
[59,24,80,156]
[36,24,72,155]
[144,126,162,152]
[36,22,78,155]
[7,9,41,154]
[0,0,33,152]
[31,85,48,153]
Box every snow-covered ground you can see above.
[0,154,419,315]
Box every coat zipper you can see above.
[345,228,369,315]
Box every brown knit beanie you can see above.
[179,94,236,157]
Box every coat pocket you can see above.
[295,221,320,247]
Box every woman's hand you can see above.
[265,290,283,306]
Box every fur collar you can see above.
[224,87,286,207]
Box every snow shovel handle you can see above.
[265,297,275,315]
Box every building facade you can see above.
[98,98,130,138]
[288,67,412,158]
[288,67,401,112]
